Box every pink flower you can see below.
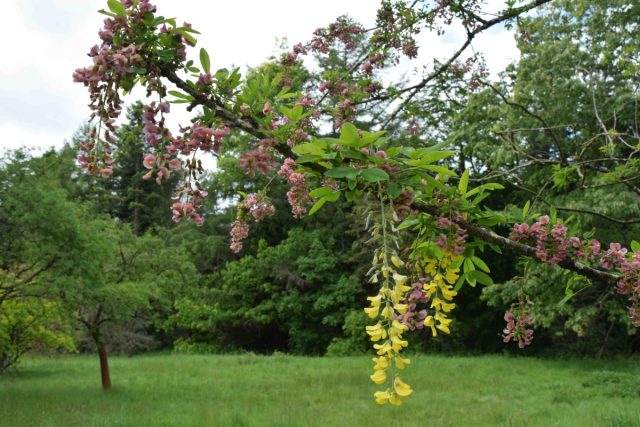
[143,154,156,169]
[168,158,181,170]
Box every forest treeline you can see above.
[1,0,639,373]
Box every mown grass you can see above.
[1,353,639,427]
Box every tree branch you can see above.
[377,0,552,128]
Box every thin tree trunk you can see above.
[98,342,112,390]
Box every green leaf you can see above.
[326,167,358,180]
[360,168,389,182]
[465,272,477,287]
[345,189,362,202]
[468,270,493,286]
[397,217,419,230]
[339,123,360,146]
[557,289,574,307]
[630,240,640,253]
[177,26,201,34]
[98,9,117,17]
[292,141,328,156]
[175,29,197,46]
[308,198,328,216]
[168,90,191,99]
[107,0,127,16]
[199,48,211,74]
[454,275,466,291]
[295,154,323,164]
[549,206,558,223]
[309,187,334,198]
[488,243,502,254]
[458,169,469,195]
[341,149,367,160]
[407,150,454,164]
[421,165,456,176]
[463,257,476,273]
[522,200,531,220]
[326,190,341,202]
[470,256,490,273]
[387,182,402,199]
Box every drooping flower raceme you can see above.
[364,194,413,405]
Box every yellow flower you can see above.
[372,356,389,370]
[393,273,408,285]
[380,305,394,319]
[367,294,382,304]
[440,285,458,301]
[374,341,392,356]
[394,303,408,314]
[430,297,442,311]
[395,355,411,369]
[389,392,403,406]
[364,305,380,319]
[391,255,404,268]
[365,322,387,342]
[370,368,387,384]
[423,281,437,297]
[394,377,413,397]
[444,268,459,284]
[394,282,412,294]
[437,322,451,334]
[441,302,456,313]
[374,390,391,405]
[391,319,408,334]
[436,313,452,334]
[424,259,437,276]
[424,315,437,337]
[391,335,408,352]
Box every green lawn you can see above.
[1,353,639,427]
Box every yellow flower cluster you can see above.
[421,252,461,337]
[365,253,413,405]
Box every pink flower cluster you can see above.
[361,52,386,75]
[503,306,534,348]
[612,246,640,325]
[398,280,430,330]
[434,216,467,256]
[230,219,250,253]
[239,151,277,176]
[512,216,640,326]
[77,129,114,178]
[244,193,276,222]
[172,124,230,155]
[142,153,180,184]
[171,186,208,226]
[309,16,364,53]
[512,216,600,265]
[372,2,421,61]
[278,158,310,218]
[228,193,276,253]
[72,2,155,141]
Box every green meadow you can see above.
[1,354,639,427]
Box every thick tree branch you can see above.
[417,205,619,286]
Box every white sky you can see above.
[0,0,520,153]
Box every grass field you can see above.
[1,353,639,427]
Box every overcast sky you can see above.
[0,0,519,153]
